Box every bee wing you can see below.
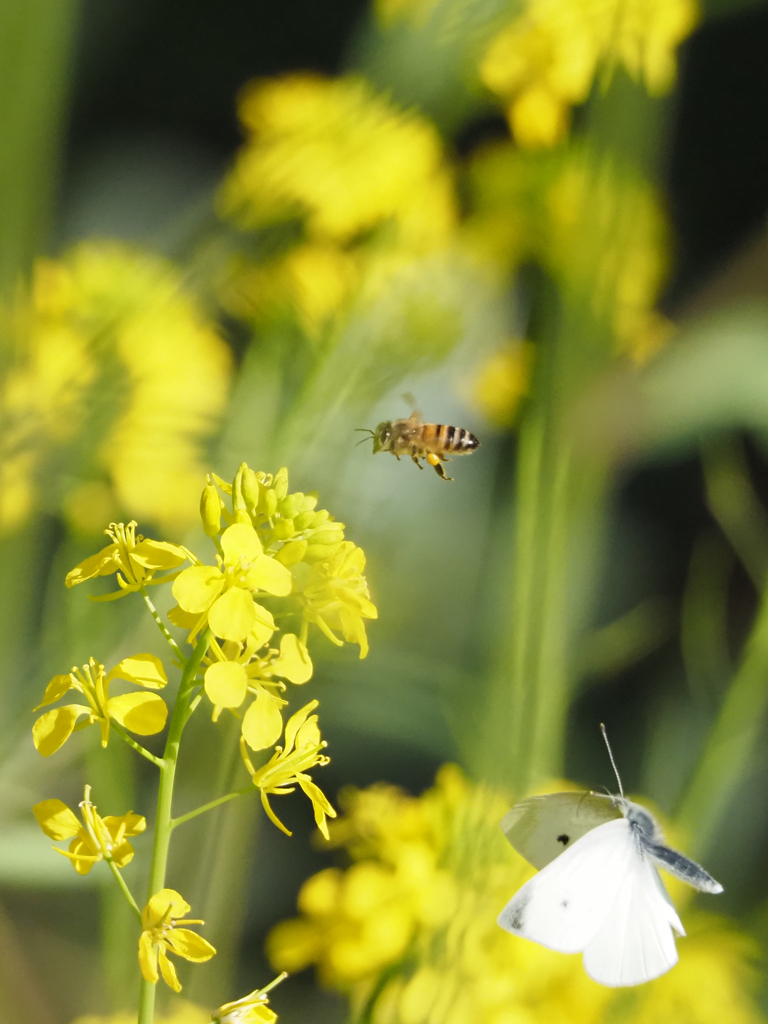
[502,792,622,869]
[401,393,422,422]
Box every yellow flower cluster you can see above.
[480,0,699,148]
[467,143,672,365]
[0,241,231,534]
[267,766,765,1024]
[217,74,457,336]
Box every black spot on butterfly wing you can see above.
[557,834,570,845]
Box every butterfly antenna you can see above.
[600,723,624,798]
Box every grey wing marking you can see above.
[645,842,723,894]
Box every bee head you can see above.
[373,421,393,453]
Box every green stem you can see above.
[141,587,186,664]
[105,858,142,924]
[171,785,254,830]
[111,722,164,768]
[675,590,768,860]
[137,629,210,1024]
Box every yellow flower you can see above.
[33,786,145,875]
[32,654,168,756]
[172,522,291,644]
[65,521,189,598]
[241,700,336,839]
[211,973,288,1024]
[480,0,699,148]
[267,766,765,1024]
[294,542,378,658]
[204,632,313,751]
[473,341,534,427]
[1,242,232,534]
[219,74,455,252]
[138,889,216,993]
[70,1003,209,1024]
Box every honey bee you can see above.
[357,405,479,480]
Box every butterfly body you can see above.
[498,791,722,987]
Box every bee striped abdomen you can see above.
[423,423,479,453]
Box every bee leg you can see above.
[427,452,453,481]
[411,456,424,470]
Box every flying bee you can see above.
[357,405,479,481]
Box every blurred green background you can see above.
[3,0,768,1021]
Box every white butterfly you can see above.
[497,732,723,987]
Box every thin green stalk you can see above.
[171,785,254,830]
[141,587,186,664]
[675,590,768,859]
[111,722,164,768]
[105,858,142,924]
[137,628,210,1024]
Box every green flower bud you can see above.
[273,518,295,540]
[278,495,299,520]
[293,512,315,531]
[275,539,308,566]
[304,542,343,563]
[310,528,344,546]
[200,481,222,537]
[273,467,289,500]
[262,489,278,518]
[241,468,260,512]
[310,510,330,528]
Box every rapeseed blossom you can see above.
[65,520,189,597]
[211,973,287,1024]
[33,787,146,875]
[241,700,336,840]
[138,889,216,993]
[1,242,231,533]
[33,654,168,756]
[267,766,765,1024]
[481,0,698,148]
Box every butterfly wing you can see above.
[582,856,684,987]
[498,819,635,954]
[502,792,622,869]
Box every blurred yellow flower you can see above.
[211,973,288,1024]
[71,1002,209,1024]
[220,73,456,250]
[32,654,168,756]
[33,786,145,875]
[473,341,535,427]
[267,765,765,1024]
[1,241,232,534]
[138,888,216,993]
[293,541,378,658]
[65,520,189,597]
[241,699,336,839]
[481,0,698,148]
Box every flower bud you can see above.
[200,482,222,537]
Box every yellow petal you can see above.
[284,700,319,752]
[209,587,258,642]
[242,691,284,751]
[246,555,292,596]
[221,522,263,563]
[68,835,98,875]
[295,716,321,749]
[103,812,146,838]
[166,927,217,962]
[297,777,336,840]
[107,692,168,735]
[146,888,191,926]
[167,604,202,630]
[271,633,313,684]
[138,930,159,983]
[108,653,168,690]
[130,538,188,570]
[205,661,249,708]
[33,673,73,710]
[110,840,135,868]
[33,799,81,840]
[158,948,182,992]
[172,565,226,613]
[32,705,88,756]
[65,543,119,587]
